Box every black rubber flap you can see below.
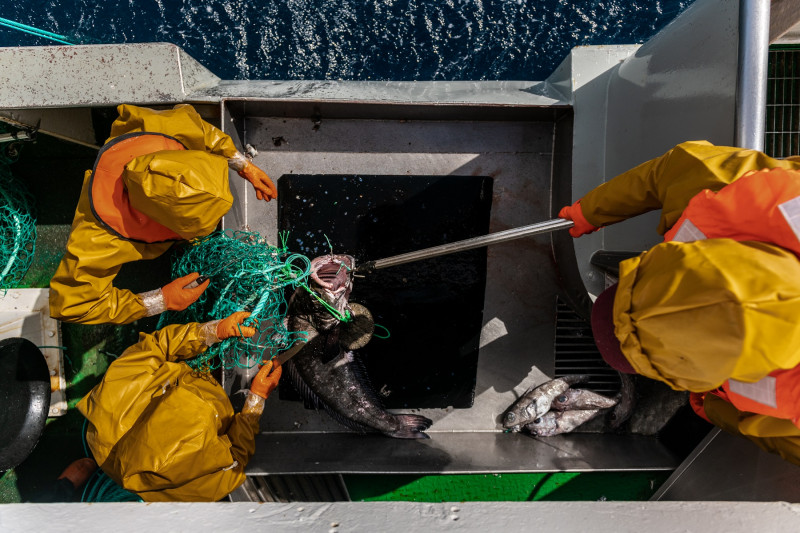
[279,174,492,408]
[0,337,51,471]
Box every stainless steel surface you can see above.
[557,0,743,298]
[652,428,800,502]
[362,218,574,272]
[248,432,678,475]
[736,0,771,151]
[217,101,680,474]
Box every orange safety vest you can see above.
[89,132,184,243]
[666,167,800,426]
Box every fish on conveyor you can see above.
[282,254,433,439]
[502,374,590,433]
[524,409,603,437]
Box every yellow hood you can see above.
[122,150,233,240]
[614,239,800,391]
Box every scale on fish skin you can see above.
[278,174,492,408]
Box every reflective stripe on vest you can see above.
[663,167,800,257]
[663,167,800,426]
[89,132,184,243]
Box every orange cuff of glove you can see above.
[238,161,277,202]
[250,360,282,399]
[558,200,600,238]
[217,311,257,340]
[161,273,209,311]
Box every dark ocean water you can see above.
[1,1,695,81]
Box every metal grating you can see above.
[765,47,800,157]
[229,474,351,502]
[553,298,621,396]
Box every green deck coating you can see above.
[343,472,671,502]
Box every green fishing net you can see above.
[159,229,312,371]
[0,149,36,291]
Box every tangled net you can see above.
[159,229,312,371]
[0,153,36,291]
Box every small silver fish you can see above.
[524,409,603,437]
[550,388,620,411]
[502,375,590,432]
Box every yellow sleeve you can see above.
[109,104,238,158]
[704,394,800,468]
[226,411,260,469]
[121,322,209,363]
[580,141,800,235]
[49,171,173,325]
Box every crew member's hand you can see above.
[161,273,209,311]
[239,161,277,202]
[558,200,600,238]
[217,311,257,340]
[249,360,282,399]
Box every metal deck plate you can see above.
[222,104,679,474]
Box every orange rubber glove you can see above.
[558,200,600,238]
[249,360,282,399]
[161,273,209,311]
[239,161,277,202]
[217,311,257,340]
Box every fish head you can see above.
[503,390,554,431]
[307,254,355,331]
[524,412,559,437]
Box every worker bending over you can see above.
[558,140,800,465]
[50,103,276,325]
[77,312,281,501]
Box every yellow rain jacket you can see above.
[580,141,800,462]
[49,104,238,325]
[77,322,259,502]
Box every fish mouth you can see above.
[307,255,355,327]
[310,254,354,294]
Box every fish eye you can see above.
[556,395,567,403]
[506,413,515,421]
[533,418,541,424]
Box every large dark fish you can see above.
[283,254,433,439]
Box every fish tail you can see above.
[608,372,636,429]
[389,414,433,439]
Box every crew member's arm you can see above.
[559,141,799,236]
[703,393,800,468]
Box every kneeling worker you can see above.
[77,311,281,501]
[558,140,800,466]
[50,103,276,325]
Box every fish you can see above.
[550,388,620,411]
[505,372,636,436]
[502,374,590,432]
[523,409,603,437]
[282,254,433,439]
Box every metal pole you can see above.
[359,218,574,273]
[735,0,771,150]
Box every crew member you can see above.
[558,140,800,465]
[77,311,281,501]
[50,103,276,324]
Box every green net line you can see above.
[0,159,36,291]
[158,229,312,371]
